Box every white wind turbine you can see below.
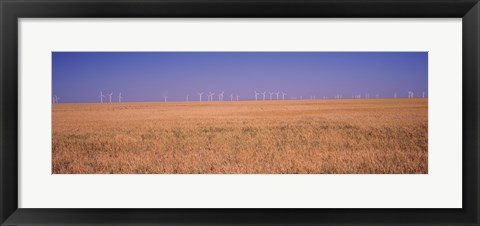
[261,91,266,101]
[207,92,215,101]
[218,91,224,101]
[163,95,168,102]
[275,91,280,100]
[282,92,287,100]
[422,91,425,98]
[408,91,414,98]
[99,91,105,103]
[254,91,259,101]
[118,93,122,103]
[230,93,234,101]
[394,92,397,98]
[198,92,204,102]
[236,94,239,101]
[53,95,59,104]
[107,92,113,103]
[269,92,274,100]
[186,94,189,102]
[376,94,379,99]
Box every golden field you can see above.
[52,99,428,174]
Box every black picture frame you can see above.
[1,0,479,225]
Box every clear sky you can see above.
[52,52,428,103]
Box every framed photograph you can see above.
[1,0,479,225]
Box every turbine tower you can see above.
[281,92,287,100]
[53,95,59,104]
[118,93,122,103]
[269,92,274,100]
[254,91,259,101]
[408,91,414,98]
[198,92,204,102]
[207,92,215,101]
[261,91,266,101]
[422,91,425,98]
[230,93,234,101]
[186,94,189,102]
[107,92,113,103]
[219,91,224,101]
[163,95,168,102]
[275,91,280,100]
[236,94,239,101]
[52,95,58,104]
[99,91,105,103]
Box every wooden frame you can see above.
[1,0,478,225]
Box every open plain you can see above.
[52,99,428,174]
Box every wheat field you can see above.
[52,98,427,174]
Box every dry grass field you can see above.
[52,99,428,174]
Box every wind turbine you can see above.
[254,91,259,101]
[118,93,122,103]
[230,93,234,101]
[218,91,224,101]
[422,91,425,98]
[186,94,189,102]
[269,92,274,100]
[99,91,105,103]
[163,95,168,102]
[281,92,287,100]
[107,92,113,103]
[236,94,239,101]
[52,95,58,104]
[207,92,215,101]
[198,92,204,102]
[376,94,379,99]
[53,95,59,104]
[394,92,397,99]
[275,91,280,100]
[261,91,266,101]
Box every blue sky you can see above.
[52,52,428,103]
